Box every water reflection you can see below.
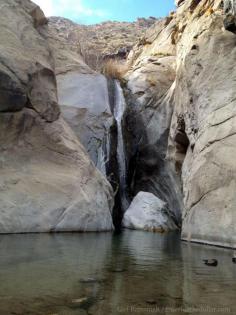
[0,231,235,315]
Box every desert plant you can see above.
[102,59,128,80]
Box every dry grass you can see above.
[152,52,172,57]
[102,59,128,79]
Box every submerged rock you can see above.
[122,192,178,232]
[203,259,218,267]
[69,297,95,310]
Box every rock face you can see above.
[171,0,236,248]
[57,72,113,174]
[0,0,114,233]
[0,1,59,122]
[48,16,159,70]
[47,18,115,174]
[224,0,236,32]
[125,0,236,247]
[122,192,178,232]
[124,17,183,222]
[175,0,185,6]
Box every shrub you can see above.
[102,59,128,80]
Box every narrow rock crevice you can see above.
[173,114,190,173]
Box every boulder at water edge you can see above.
[122,192,178,232]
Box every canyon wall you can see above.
[1,0,236,245]
[173,0,236,247]
[125,0,236,247]
[0,0,114,233]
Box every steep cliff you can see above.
[171,0,236,248]
[0,0,114,233]
[124,16,182,224]
[125,0,236,247]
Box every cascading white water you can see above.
[113,80,129,211]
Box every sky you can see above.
[33,0,175,25]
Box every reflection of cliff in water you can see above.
[0,232,235,314]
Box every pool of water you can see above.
[0,230,235,315]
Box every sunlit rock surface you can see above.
[123,192,178,232]
[0,0,114,233]
[47,18,114,174]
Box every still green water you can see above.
[0,230,235,315]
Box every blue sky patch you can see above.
[34,0,175,24]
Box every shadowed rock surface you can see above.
[224,0,236,32]
[124,17,182,222]
[125,0,236,247]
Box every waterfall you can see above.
[113,80,129,211]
